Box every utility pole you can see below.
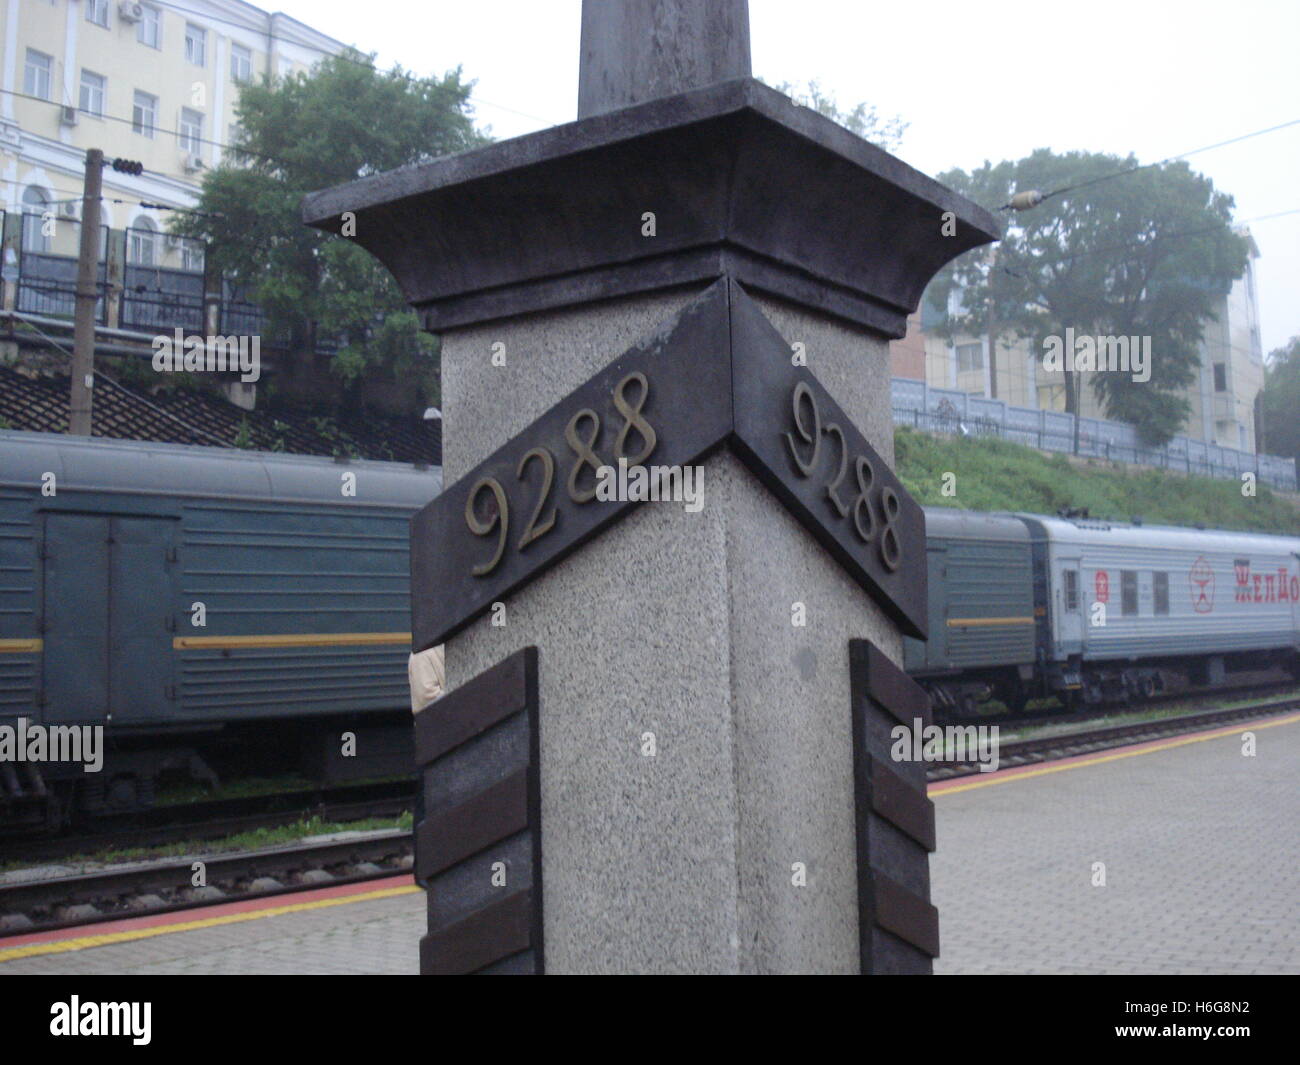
[69,148,103,436]
[986,245,998,402]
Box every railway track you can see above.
[4,698,1294,938]
[2,778,415,866]
[0,828,413,937]
[926,696,1298,781]
[932,679,1300,730]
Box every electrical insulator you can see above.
[1008,190,1045,211]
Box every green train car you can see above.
[0,430,440,831]
[903,508,1037,715]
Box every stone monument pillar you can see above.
[304,0,997,974]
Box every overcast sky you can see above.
[272,0,1300,355]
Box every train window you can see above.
[1153,571,1169,615]
[1063,569,1079,611]
[1121,570,1138,616]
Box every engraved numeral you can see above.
[612,372,657,465]
[784,380,820,476]
[878,486,902,572]
[465,477,509,577]
[824,423,850,517]
[852,455,875,544]
[516,447,557,550]
[565,408,604,503]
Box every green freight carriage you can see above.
[903,507,1037,716]
[0,430,440,831]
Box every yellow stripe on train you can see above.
[0,638,43,653]
[172,632,411,650]
[945,617,1035,628]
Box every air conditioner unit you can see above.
[183,153,205,173]
[119,1,145,22]
[58,200,79,220]
[164,234,183,251]
[60,105,78,127]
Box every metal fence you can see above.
[121,264,205,333]
[120,227,206,333]
[220,279,266,337]
[15,252,108,322]
[4,223,377,359]
[16,221,109,323]
[891,379,1298,492]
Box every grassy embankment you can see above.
[893,426,1299,535]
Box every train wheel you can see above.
[998,676,1028,715]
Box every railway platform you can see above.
[0,876,424,975]
[931,711,1300,975]
[1,711,1295,975]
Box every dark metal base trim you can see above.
[415,647,543,974]
[850,638,939,973]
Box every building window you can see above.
[1153,572,1169,616]
[24,50,52,100]
[185,23,207,66]
[79,71,106,118]
[1121,570,1138,617]
[1213,363,1227,392]
[231,43,252,83]
[132,91,157,137]
[956,342,983,373]
[21,186,50,254]
[137,4,162,49]
[1063,569,1079,612]
[86,0,110,28]
[179,108,204,154]
[181,240,205,273]
[129,219,158,266]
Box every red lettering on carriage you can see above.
[1232,559,1296,606]
[1190,556,1214,614]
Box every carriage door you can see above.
[1056,555,1084,655]
[41,513,110,724]
[41,513,175,725]
[108,516,177,724]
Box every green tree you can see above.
[769,79,907,151]
[173,51,489,402]
[929,150,1250,446]
[1258,337,1300,463]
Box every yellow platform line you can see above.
[0,638,42,653]
[945,617,1034,627]
[0,883,421,963]
[932,712,1300,798]
[173,632,410,650]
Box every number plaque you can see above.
[411,278,928,650]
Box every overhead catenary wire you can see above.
[986,207,1300,281]
[0,174,223,219]
[0,85,277,161]
[1000,118,1300,210]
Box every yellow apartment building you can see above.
[1,0,345,268]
